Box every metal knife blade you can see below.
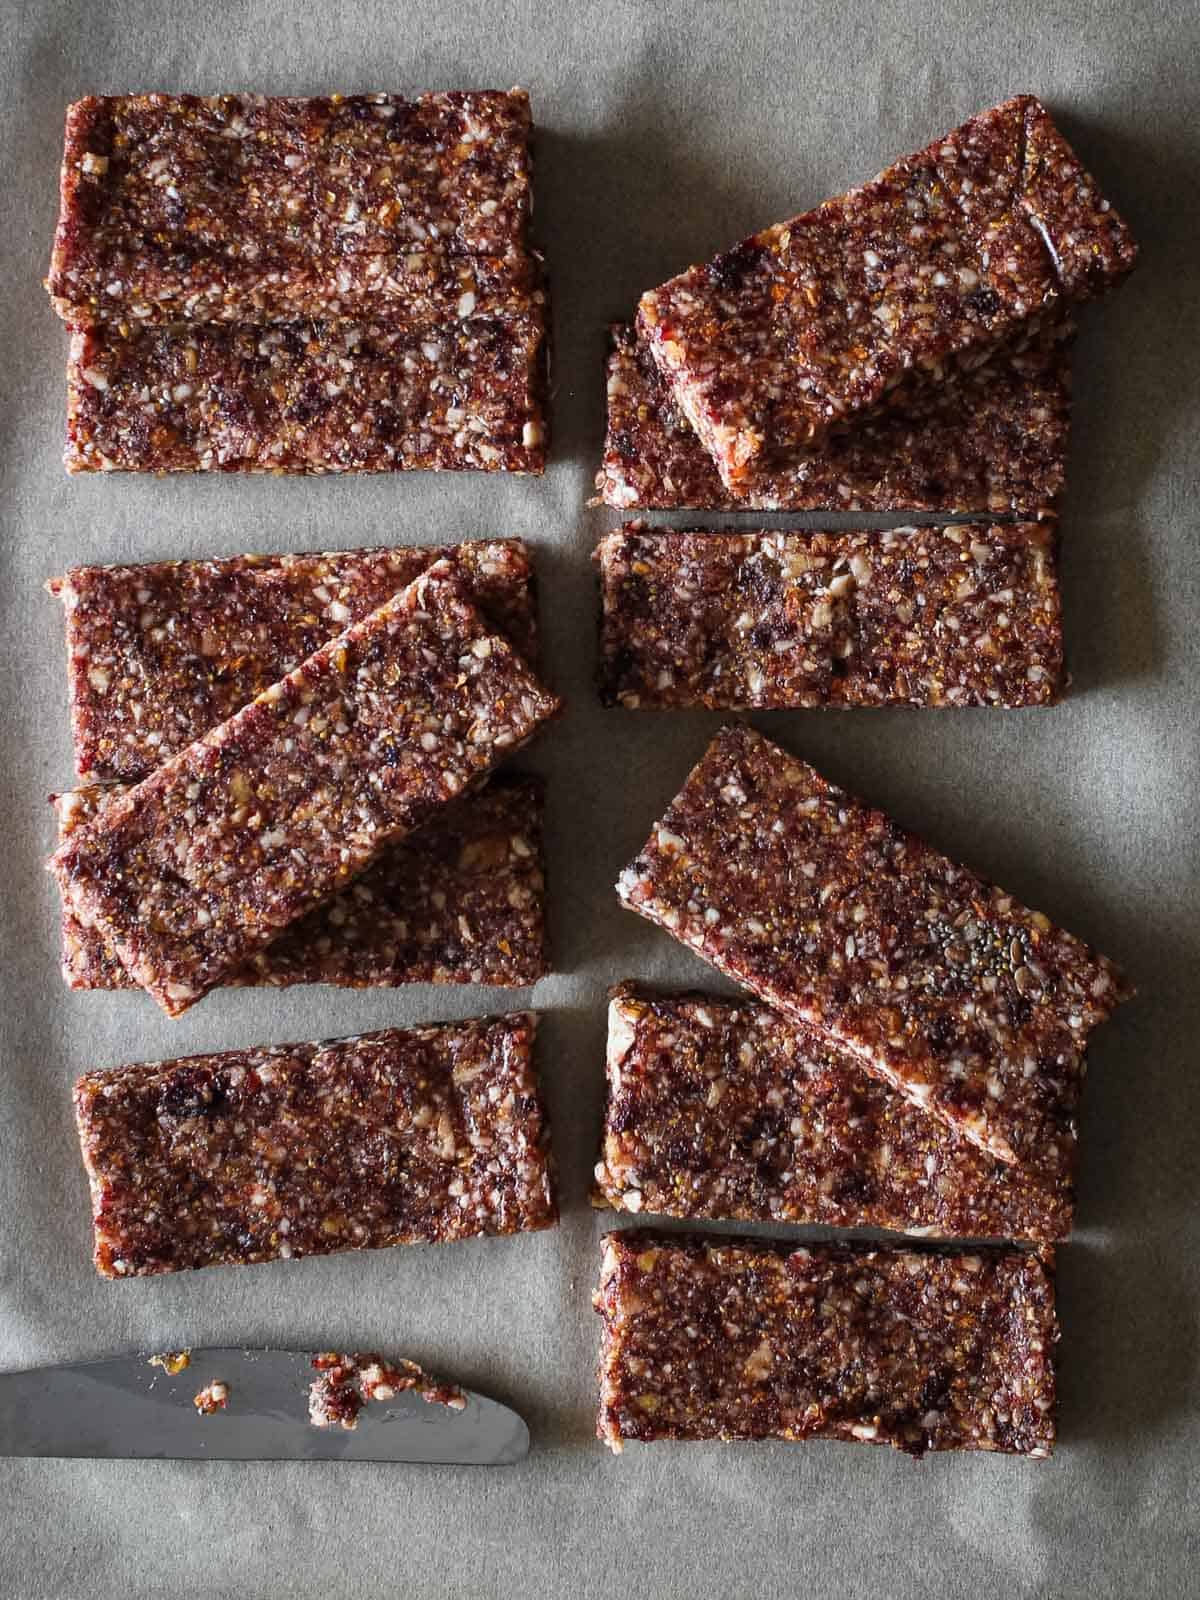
[0,1349,528,1464]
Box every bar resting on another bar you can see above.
[616,725,1131,1170]
[595,1232,1057,1456]
[596,523,1063,709]
[592,320,1072,515]
[50,561,561,1016]
[637,94,1135,493]
[74,1014,557,1278]
[49,539,539,781]
[595,984,1073,1242]
[53,776,548,992]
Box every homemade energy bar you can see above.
[616,725,1131,1168]
[592,320,1072,514]
[48,92,535,326]
[53,777,548,991]
[64,318,547,474]
[595,1231,1057,1456]
[50,539,539,780]
[595,985,1072,1242]
[74,1014,557,1277]
[50,562,561,1016]
[596,523,1063,709]
[638,95,1135,492]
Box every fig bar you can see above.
[592,320,1072,515]
[48,92,535,326]
[74,1013,557,1277]
[64,318,547,475]
[596,523,1063,710]
[638,95,1135,493]
[595,985,1071,1242]
[53,776,547,992]
[50,561,560,1017]
[50,539,539,781]
[595,1231,1057,1457]
[617,725,1131,1169]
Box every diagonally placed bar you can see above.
[50,561,561,1016]
[74,1014,557,1278]
[596,523,1063,710]
[595,984,1072,1242]
[49,539,539,781]
[48,92,536,327]
[594,1231,1057,1457]
[64,318,547,475]
[53,776,548,992]
[592,320,1072,515]
[616,725,1131,1169]
[638,95,1135,494]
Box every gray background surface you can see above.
[1,1,1197,1595]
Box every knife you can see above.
[0,1348,529,1464]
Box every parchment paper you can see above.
[2,2,1197,1595]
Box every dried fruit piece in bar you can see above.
[48,92,535,326]
[595,1231,1057,1457]
[596,523,1063,710]
[74,1014,557,1278]
[638,95,1135,493]
[595,984,1072,1242]
[53,776,548,992]
[50,562,561,1017]
[616,725,1131,1169]
[65,318,547,475]
[592,320,1072,515]
[49,539,539,781]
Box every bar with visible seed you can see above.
[50,561,561,1016]
[48,92,535,326]
[595,1231,1057,1457]
[53,776,547,991]
[596,523,1063,710]
[616,725,1131,1169]
[595,984,1072,1242]
[592,320,1072,514]
[638,95,1135,494]
[64,318,547,475]
[74,1013,557,1278]
[49,540,539,781]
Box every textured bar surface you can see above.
[74,1014,557,1277]
[51,563,560,1016]
[638,95,1135,492]
[595,985,1071,1241]
[595,1231,1057,1456]
[50,539,538,781]
[617,725,1130,1168]
[48,92,534,326]
[65,318,547,475]
[592,321,1072,514]
[596,523,1062,709]
[54,776,548,991]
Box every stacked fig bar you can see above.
[596,727,1131,1455]
[47,92,548,472]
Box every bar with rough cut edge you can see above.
[591,319,1072,515]
[48,92,535,327]
[74,1014,557,1278]
[53,776,548,992]
[50,562,561,1017]
[50,540,539,782]
[637,95,1136,494]
[596,523,1063,710]
[594,984,1072,1242]
[616,725,1131,1169]
[594,1231,1057,1457]
[64,318,547,475]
